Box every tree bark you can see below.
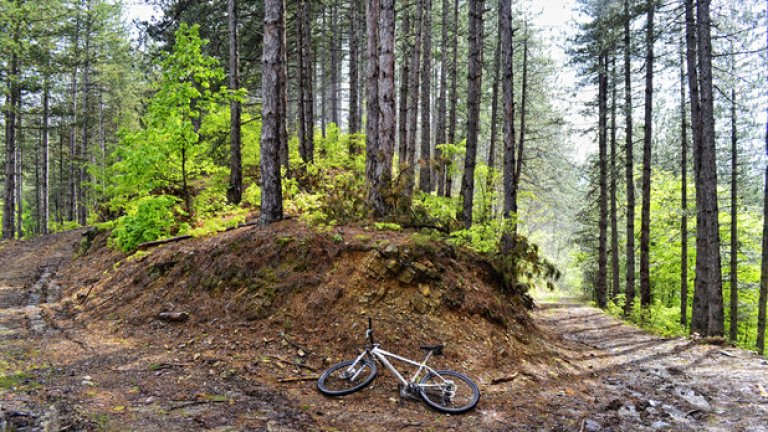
[404,0,422,199]
[68,10,81,224]
[365,0,381,213]
[691,0,724,337]
[330,0,339,127]
[444,0,459,198]
[15,97,23,239]
[298,0,314,163]
[260,0,284,225]
[41,76,50,235]
[320,6,327,138]
[397,6,411,170]
[486,22,501,222]
[501,0,515,245]
[515,27,528,192]
[597,53,608,310]
[459,0,484,228]
[435,0,449,196]
[680,39,689,326]
[78,0,92,227]
[639,0,654,310]
[348,0,360,138]
[610,56,619,302]
[3,51,18,239]
[278,0,289,170]
[418,0,432,192]
[227,0,242,204]
[375,0,396,217]
[623,0,636,315]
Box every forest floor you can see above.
[0,229,766,431]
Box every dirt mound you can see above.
[60,221,554,376]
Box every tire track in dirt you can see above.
[535,301,768,432]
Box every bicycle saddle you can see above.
[420,344,444,356]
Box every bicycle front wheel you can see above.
[419,370,480,414]
[317,359,378,396]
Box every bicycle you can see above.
[316,318,480,414]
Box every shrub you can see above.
[110,195,179,252]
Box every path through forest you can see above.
[0,232,767,431]
[535,301,768,431]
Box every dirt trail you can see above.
[535,301,768,431]
[0,230,84,430]
[1,232,767,431]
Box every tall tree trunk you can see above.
[435,0,449,196]
[228,0,243,204]
[397,6,411,170]
[459,0,484,228]
[278,0,289,170]
[515,26,528,192]
[375,0,395,217]
[15,98,23,239]
[692,0,724,337]
[639,0,654,309]
[349,0,360,138]
[299,0,314,163]
[444,0,459,198]
[3,52,18,240]
[685,0,705,329]
[68,14,80,223]
[41,77,50,235]
[365,0,381,212]
[623,0,636,315]
[610,56,619,302]
[597,53,608,309]
[405,0,422,199]
[487,17,500,222]
[260,0,284,225]
[78,0,92,226]
[330,0,339,127]
[680,39,689,326]
[729,49,738,342]
[34,121,40,235]
[757,0,768,356]
[320,6,327,138]
[501,0,515,246]
[418,0,432,192]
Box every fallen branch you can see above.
[490,372,519,385]
[158,312,190,323]
[280,332,313,355]
[400,223,451,234]
[265,354,317,372]
[166,399,229,411]
[137,235,193,250]
[278,375,319,383]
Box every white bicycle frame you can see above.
[346,344,448,390]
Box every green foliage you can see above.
[110,195,179,252]
[373,222,401,231]
[109,24,231,214]
[283,125,369,226]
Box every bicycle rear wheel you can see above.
[317,359,378,396]
[419,370,480,414]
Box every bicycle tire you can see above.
[317,359,378,396]
[419,370,480,414]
